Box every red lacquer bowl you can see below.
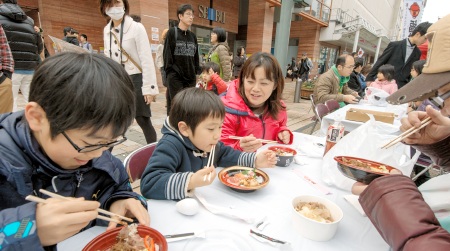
[83,225,168,251]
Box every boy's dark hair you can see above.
[410,22,432,36]
[99,0,130,18]
[238,52,285,120]
[354,58,364,68]
[169,88,225,134]
[28,52,136,139]
[63,27,71,36]
[80,34,88,40]
[177,4,194,21]
[335,54,352,67]
[70,29,78,35]
[412,59,426,75]
[378,64,395,81]
[201,61,220,74]
[212,27,227,43]
[130,14,141,22]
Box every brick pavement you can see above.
[16,78,316,161]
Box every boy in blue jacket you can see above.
[0,53,149,250]
[140,88,277,200]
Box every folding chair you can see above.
[325,99,340,113]
[308,94,315,114]
[123,143,158,191]
[310,103,330,134]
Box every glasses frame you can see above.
[62,131,127,153]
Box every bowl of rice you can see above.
[291,195,343,241]
[83,224,167,251]
[267,146,297,167]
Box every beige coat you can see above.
[313,68,355,104]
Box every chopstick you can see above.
[381,117,432,149]
[203,145,215,182]
[25,195,128,226]
[38,189,134,223]
[228,136,278,144]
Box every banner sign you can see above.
[401,0,425,39]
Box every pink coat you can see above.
[220,80,293,151]
[369,79,398,95]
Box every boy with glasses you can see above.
[164,4,201,115]
[0,52,149,249]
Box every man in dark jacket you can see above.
[164,4,200,115]
[366,22,432,89]
[347,58,364,97]
[0,0,43,111]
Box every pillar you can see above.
[274,0,294,77]
[374,36,382,63]
[352,29,360,53]
[246,0,274,53]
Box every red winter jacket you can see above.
[207,73,228,95]
[220,80,293,151]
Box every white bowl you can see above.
[291,195,343,241]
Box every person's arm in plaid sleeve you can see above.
[0,26,14,83]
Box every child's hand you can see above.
[255,150,277,168]
[188,166,216,190]
[107,198,150,230]
[36,197,99,246]
[277,130,291,144]
[239,134,262,152]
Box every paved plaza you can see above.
[17,78,316,161]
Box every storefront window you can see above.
[318,46,337,74]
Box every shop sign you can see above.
[198,5,226,24]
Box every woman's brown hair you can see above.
[238,52,285,119]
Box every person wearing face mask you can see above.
[100,0,159,144]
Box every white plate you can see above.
[183,229,253,251]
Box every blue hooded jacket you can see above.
[140,118,256,200]
[0,112,147,250]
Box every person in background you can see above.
[233,46,246,79]
[207,27,232,82]
[200,61,228,95]
[79,34,93,53]
[366,22,432,89]
[313,54,359,107]
[63,27,79,46]
[0,0,43,111]
[0,52,150,250]
[155,28,169,106]
[0,25,13,113]
[367,64,398,95]
[140,88,277,200]
[359,64,372,90]
[100,0,158,144]
[298,53,313,81]
[220,52,293,152]
[347,58,365,97]
[164,4,200,115]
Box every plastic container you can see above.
[323,117,344,156]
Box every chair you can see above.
[123,142,158,185]
[325,99,340,113]
[308,94,315,114]
[310,103,330,134]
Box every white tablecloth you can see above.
[58,133,389,251]
[320,103,406,134]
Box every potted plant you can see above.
[300,77,317,99]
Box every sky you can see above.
[421,0,450,23]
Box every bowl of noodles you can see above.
[83,224,167,251]
[267,146,297,167]
[291,195,343,241]
[218,166,269,193]
[334,156,401,185]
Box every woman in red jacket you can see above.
[221,52,293,152]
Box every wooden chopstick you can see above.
[228,136,278,144]
[381,117,432,149]
[25,195,128,226]
[203,145,215,182]
[39,189,133,223]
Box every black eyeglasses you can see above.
[62,131,127,153]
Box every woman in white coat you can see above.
[100,0,158,143]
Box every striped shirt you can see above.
[0,25,14,81]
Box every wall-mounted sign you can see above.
[198,5,225,24]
